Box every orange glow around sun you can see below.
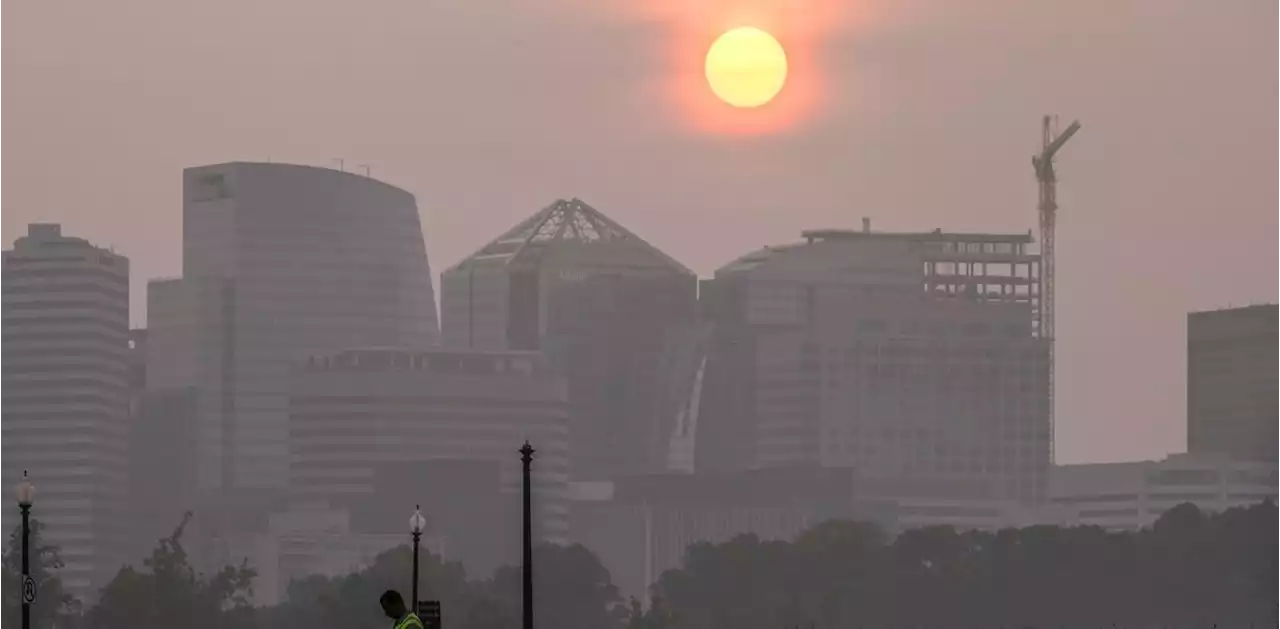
[645,0,854,136]
[615,0,893,136]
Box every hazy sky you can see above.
[3,0,1276,464]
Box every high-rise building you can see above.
[2,223,131,600]
[288,347,570,583]
[1187,304,1278,461]
[440,199,698,480]
[143,277,232,504]
[144,163,440,549]
[697,224,1051,504]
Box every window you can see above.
[857,319,888,334]
[1149,469,1219,486]
[189,173,231,202]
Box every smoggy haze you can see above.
[2,0,1276,464]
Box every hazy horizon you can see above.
[3,0,1276,465]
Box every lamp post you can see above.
[519,441,535,629]
[410,505,426,615]
[16,470,35,629]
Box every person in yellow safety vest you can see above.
[379,590,424,629]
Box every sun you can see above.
[704,27,788,109]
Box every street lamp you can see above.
[519,441,535,629]
[16,470,35,629]
[410,505,426,614]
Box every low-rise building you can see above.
[570,466,1033,602]
[1051,453,1277,530]
[199,505,448,606]
[289,347,571,583]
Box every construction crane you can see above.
[1032,114,1080,464]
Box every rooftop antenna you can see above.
[358,164,371,177]
[333,158,345,172]
[1031,113,1081,465]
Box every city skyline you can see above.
[4,157,1273,467]
[6,0,1277,464]
[5,199,1271,607]
[3,0,1275,622]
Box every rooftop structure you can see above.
[725,223,1040,321]
[441,199,698,480]
[448,198,693,275]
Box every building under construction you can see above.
[695,221,1051,505]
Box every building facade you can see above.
[1187,304,1278,461]
[1051,453,1278,531]
[2,223,131,600]
[129,293,205,564]
[288,347,571,580]
[143,163,441,555]
[696,224,1051,504]
[440,199,698,480]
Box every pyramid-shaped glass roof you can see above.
[449,198,693,275]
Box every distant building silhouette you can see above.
[570,466,1043,602]
[696,225,1051,505]
[281,346,570,598]
[141,163,440,573]
[262,504,448,605]
[1051,453,1277,530]
[440,199,697,480]
[2,223,131,601]
[1187,304,1278,461]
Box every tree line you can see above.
[3,501,1275,628]
[2,511,626,629]
[639,500,1277,629]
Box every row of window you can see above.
[304,352,541,376]
[3,253,125,268]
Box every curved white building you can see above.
[146,163,439,526]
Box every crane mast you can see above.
[1031,114,1080,465]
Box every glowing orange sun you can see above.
[704,27,788,108]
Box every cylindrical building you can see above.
[2,224,131,601]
